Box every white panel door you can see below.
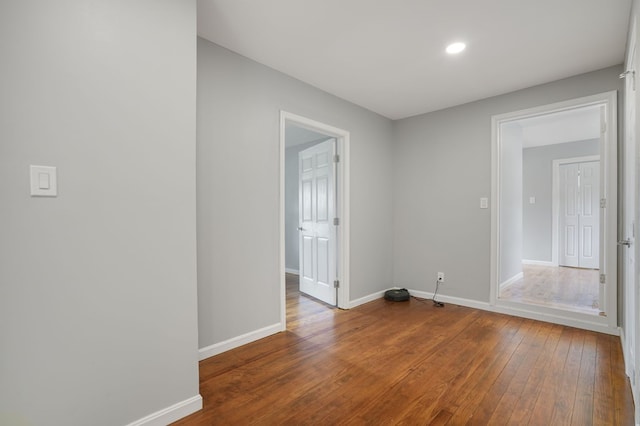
[298,139,336,305]
[578,161,600,269]
[622,35,638,406]
[559,161,600,269]
[559,163,580,267]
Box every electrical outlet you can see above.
[437,272,445,283]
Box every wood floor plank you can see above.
[485,320,551,425]
[281,303,482,425]
[505,323,564,424]
[444,316,532,424]
[611,336,636,425]
[342,309,512,425]
[550,327,585,424]
[465,320,543,424]
[173,279,635,426]
[528,326,574,425]
[594,333,615,425]
[571,331,597,426]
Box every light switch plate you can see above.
[30,165,57,197]
[480,197,489,209]
[529,196,536,204]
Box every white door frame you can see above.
[490,91,618,335]
[279,111,351,328]
[551,155,601,267]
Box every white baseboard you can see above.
[348,290,386,308]
[406,288,619,336]
[500,272,523,290]
[347,288,490,311]
[126,394,202,426]
[198,323,282,361]
[522,259,556,266]
[489,303,619,336]
[620,329,639,409]
[408,289,493,311]
[342,287,619,336]
[285,268,299,274]
[620,328,634,378]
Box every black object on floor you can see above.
[384,288,410,302]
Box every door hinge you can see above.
[600,198,606,208]
[333,154,340,163]
[334,280,340,288]
[333,217,340,226]
[600,274,606,284]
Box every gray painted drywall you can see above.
[0,1,200,425]
[197,39,394,348]
[500,123,523,284]
[393,65,622,303]
[523,139,599,262]
[285,138,331,272]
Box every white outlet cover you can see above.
[30,165,57,197]
[480,197,489,209]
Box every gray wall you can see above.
[0,1,200,425]
[523,139,599,262]
[285,139,330,272]
[393,65,622,303]
[500,123,523,284]
[197,39,394,349]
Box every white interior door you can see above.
[622,37,638,404]
[298,139,336,305]
[559,163,579,267]
[559,161,600,269]
[578,161,600,269]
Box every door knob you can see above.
[618,239,632,247]
[297,226,305,231]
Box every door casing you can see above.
[279,111,351,329]
[490,91,618,335]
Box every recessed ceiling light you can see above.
[446,42,466,54]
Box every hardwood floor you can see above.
[174,276,634,425]
[285,272,336,328]
[500,264,600,315]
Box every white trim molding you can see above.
[285,268,299,275]
[500,272,523,290]
[347,287,619,336]
[126,395,202,426]
[491,91,617,333]
[279,111,351,328]
[348,290,387,308]
[408,289,619,336]
[199,323,282,361]
[522,259,556,266]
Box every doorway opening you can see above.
[491,92,618,334]
[279,112,350,331]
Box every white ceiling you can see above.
[198,0,631,120]
[516,105,602,148]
